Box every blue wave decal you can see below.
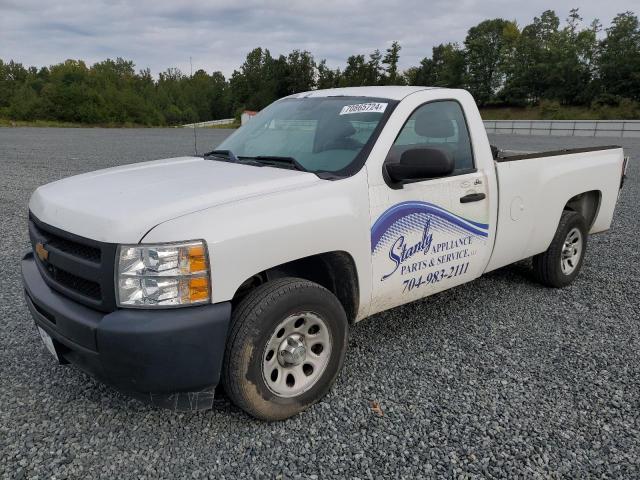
[371,201,488,252]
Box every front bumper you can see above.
[21,252,232,411]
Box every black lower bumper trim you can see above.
[22,252,232,411]
[146,386,217,411]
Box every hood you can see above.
[29,156,320,243]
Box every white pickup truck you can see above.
[22,86,628,420]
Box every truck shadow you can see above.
[480,259,536,285]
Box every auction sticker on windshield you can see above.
[340,103,388,115]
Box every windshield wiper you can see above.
[203,149,239,162]
[204,151,308,172]
[238,155,307,172]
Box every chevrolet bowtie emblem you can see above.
[35,242,49,262]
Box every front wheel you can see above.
[222,277,348,421]
[532,210,588,288]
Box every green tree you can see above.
[8,84,42,120]
[317,60,341,89]
[207,71,232,120]
[382,41,403,85]
[285,50,316,93]
[39,60,105,123]
[551,9,599,104]
[464,19,519,105]
[157,67,193,124]
[340,54,369,86]
[230,48,279,111]
[407,43,465,87]
[366,49,384,85]
[0,60,28,115]
[598,11,640,100]
[503,9,600,105]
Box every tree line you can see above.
[1,9,639,126]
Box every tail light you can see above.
[620,156,629,190]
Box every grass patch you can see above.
[0,118,164,128]
[0,118,95,128]
[481,101,640,120]
[204,121,240,129]
[0,117,241,129]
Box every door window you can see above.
[391,101,474,172]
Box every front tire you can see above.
[222,277,348,421]
[532,210,588,288]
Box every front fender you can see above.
[142,170,373,319]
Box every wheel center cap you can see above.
[278,334,306,366]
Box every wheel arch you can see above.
[563,190,602,231]
[231,251,360,323]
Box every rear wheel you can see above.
[223,277,348,421]
[532,210,588,288]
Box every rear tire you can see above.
[532,210,588,288]
[222,277,348,421]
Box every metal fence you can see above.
[182,118,640,137]
[183,118,235,128]
[484,120,640,138]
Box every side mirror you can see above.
[385,147,454,184]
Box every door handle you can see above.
[460,193,486,203]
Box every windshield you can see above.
[215,97,395,175]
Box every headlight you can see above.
[116,240,210,308]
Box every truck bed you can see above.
[485,145,625,273]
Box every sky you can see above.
[0,0,636,77]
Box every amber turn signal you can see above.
[189,276,210,302]
[188,244,207,273]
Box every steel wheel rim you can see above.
[561,227,583,275]
[262,312,332,398]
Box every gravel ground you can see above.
[1,128,638,479]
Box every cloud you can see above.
[0,0,634,78]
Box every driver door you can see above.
[369,100,492,314]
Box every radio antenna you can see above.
[190,56,198,156]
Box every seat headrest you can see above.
[414,109,455,138]
[325,117,356,137]
[314,117,357,152]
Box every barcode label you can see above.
[339,102,388,115]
